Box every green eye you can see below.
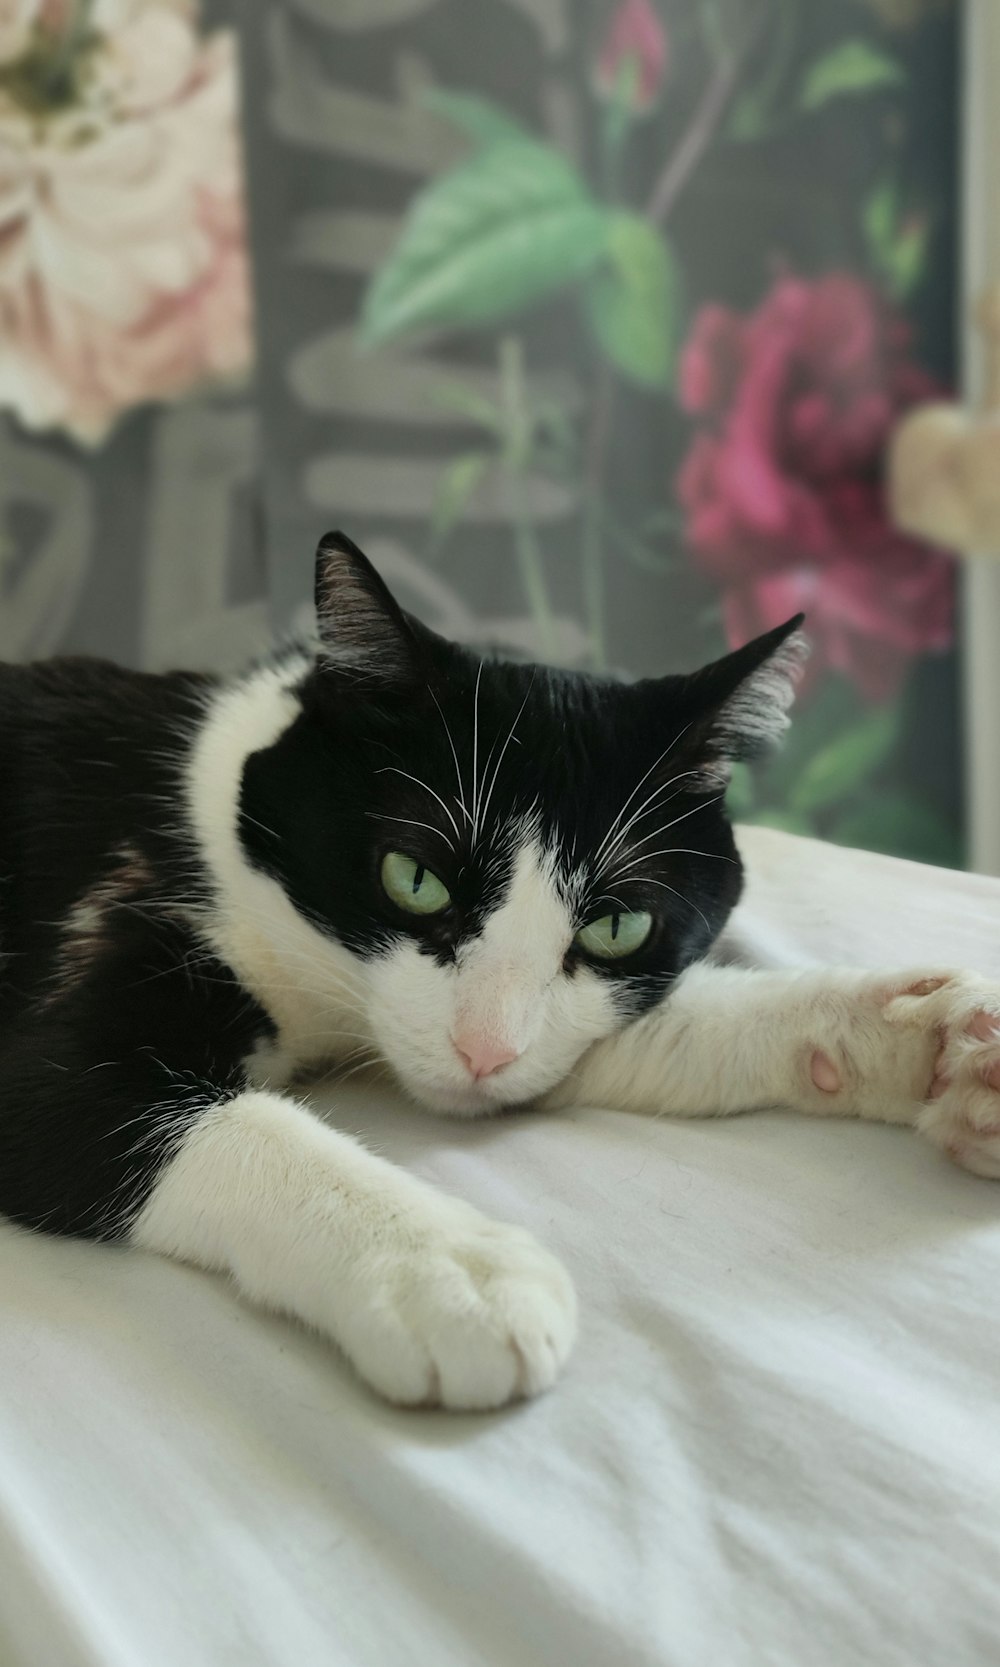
[381,851,451,916]
[575,910,653,960]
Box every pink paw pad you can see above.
[962,1011,1000,1089]
[903,977,950,998]
[810,1050,841,1094]
[965,1010,1000,1043]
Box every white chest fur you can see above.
[185,663,373,1076]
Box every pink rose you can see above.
[594,0,668,113]
[677,273,954,699]
[0,0,251,444]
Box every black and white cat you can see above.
[2,531,998,1410]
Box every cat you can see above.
[2,529,999,1411]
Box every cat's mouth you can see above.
[397,1063,539,1120]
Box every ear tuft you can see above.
[684,617,809,789]
[712,622,808,759]
[314,530,415,684]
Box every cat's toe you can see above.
[344,1213,577,1411]
[417,1224,577,1409]
[917,994,1000,1177]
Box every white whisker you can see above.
[606,797,728,881]
[591,728,696,869]
[614,874,714,935]
[366,812,454,849]
[428,685,472,827]
[477,673,536,839]
[471,660,484,843]
[376,767,462,846]
[595,769,704,877]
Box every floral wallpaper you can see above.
[0,0,962,865]
[0,0,250,443]
[0,0,262,672]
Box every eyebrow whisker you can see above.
[428,685,473,828]
[477,673,536,841]
[613,874,714,935]
[365,812,455,849]
[592,744,699,872]
[375,767,463,846]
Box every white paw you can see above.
[904,981,1000,1178]
[808,971,1000,1177]
[337,1202,577,1410]
[860,971,1000,1176]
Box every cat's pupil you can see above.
[412,865,425,895]
[611,914,620,941]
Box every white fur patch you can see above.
[132,1088,576,1409]
[44,843,155,1004]
[185,660,373,1083]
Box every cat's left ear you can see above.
[314,530,418,684]
[674,615,809,788]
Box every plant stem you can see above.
[498,336,558,661]
[582,360,614,671]
[512,513,558,663]
[646,2,766,225]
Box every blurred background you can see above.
[0,0,968,864]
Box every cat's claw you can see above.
[337,1202,577,1410]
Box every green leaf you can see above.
[884,220,929,301]
[863,176,897,252]
[360,141,610,348]
[789,705,901,816]
[582,214,679,389]
[831,796,961,868]
[421,90,530,149]
[763,674,865,800]
[862,179,928,301]
[799,39,905,111]
[430,451,492,544]
[429,380,505,433]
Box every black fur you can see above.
[0,533,802,1241]
[0,659,272,1235]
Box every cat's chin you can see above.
[398,1073,538,1120]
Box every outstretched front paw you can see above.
[920,991,1000,1177]
[885,976,1000,1177]
[340,1201,577,1410]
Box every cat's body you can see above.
[2,532,999,1409]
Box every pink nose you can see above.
[452,1033,521,1080]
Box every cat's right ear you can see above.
[314,531,417,684]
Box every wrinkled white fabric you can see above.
[1,827,999,1667]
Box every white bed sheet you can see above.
[2,827,1000,1667]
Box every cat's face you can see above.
[239,534,805,1115]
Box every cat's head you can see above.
[238,532,806,1115]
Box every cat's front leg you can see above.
[543,963,1000,1177]
[133,1089,576,1408]
[770,968,1000,1176]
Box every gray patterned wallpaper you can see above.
[0,0,963,861]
